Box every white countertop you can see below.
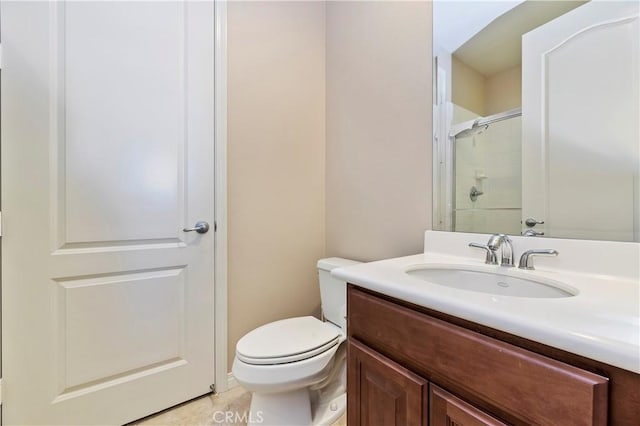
[332,231,640,373]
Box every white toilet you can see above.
[232,257,360,426]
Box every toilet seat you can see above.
[236,316,342,365]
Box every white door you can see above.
[522,0,639,241]
[1,1,216,424]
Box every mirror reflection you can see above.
[433,0,639,242]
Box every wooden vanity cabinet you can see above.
[346,285,639,426]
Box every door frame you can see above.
[213,0,230,393]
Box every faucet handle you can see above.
[518,249,558,270]
[469,242,498,265]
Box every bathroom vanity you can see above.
[335,232,640,425]
[348,286,640,425]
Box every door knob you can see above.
[524,217,545,227]
[183,221,210,234]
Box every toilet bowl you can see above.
[232,257,360,426]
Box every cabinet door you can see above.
[348,340,428,426]
[430,384,507,426]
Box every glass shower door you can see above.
[453,115,522,234]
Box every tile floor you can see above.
[132,385,347,426]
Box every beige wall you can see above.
[325,1,433,261]
[485,64,522,115]
[227,1,326,370]
[453,58,522,117]
[227,0,434,371]
[452,55,486,116]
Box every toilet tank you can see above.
[317,257,361,331]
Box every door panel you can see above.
[62,2,185,244]
[58,268,185,391]
[522,1,640,241]
[1,1,216,424]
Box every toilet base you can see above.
[311,392,346,426]
[247,389,312,426]
[247,381,347,426]
[244,347,347,425]
[246,388,346,426]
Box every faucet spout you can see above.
[487,234,514,267]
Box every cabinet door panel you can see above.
[430,384,507,426]
[348,339,428,426]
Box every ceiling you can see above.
[447,0,587,77]
[433,1,524,53]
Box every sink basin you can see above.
[406,265,577,298]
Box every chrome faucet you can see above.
[487,234,514,267]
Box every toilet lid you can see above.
[236,316,342,365]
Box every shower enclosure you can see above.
[434,104,522,234]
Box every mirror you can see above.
[432,0,639,242]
